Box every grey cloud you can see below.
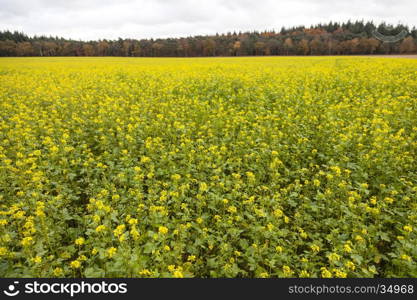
[0,0,415,40]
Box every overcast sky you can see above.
[0,0,415,40]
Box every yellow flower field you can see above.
[0,57,417,277]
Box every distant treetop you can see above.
[1,20,416,56]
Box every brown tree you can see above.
[122,40,131,56]
[16,42,34,56]
[131,42,141,57]
[43,42,58,56]
[203,39,216,56]
[399,37,417,53]
[97,41,109,56]
[309,37,322,55]
[152,42,163,56]
[299,39,309,55]
[283,38,294,55]
[254,41,266,55]
[0,40,16,56]
[232,41,241,56]
[82,44,94,56]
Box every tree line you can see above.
[1,21,416,57]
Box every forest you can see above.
[1,21,416,57]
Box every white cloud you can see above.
[0,0,415,40]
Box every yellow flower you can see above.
[173,270,184,278]
[403,225,413,233]
[246,171,255,181]
[95,225,106,233]
[199,182,208,192]
[333,269,347,278]
[21,237,34,247]
[130,227,140,240]
[188,255,196,262]
[31,256,42,264]
[355,235,364,242]
[345,261,356,271]
[343,244,352,253]
[106,247,117,258]
[140,156,151,163]
[227,206,237,213]
[70,260,81,269]
[310,244,320,253]
[273,208,283,217]
[321,267,332,278]
[370,196,377,205]
[168,265,176,272]
[53,267,63,276]
[118,233,127,242]
[384,197,394,204]
[283,265,293,276]
[113,224,126,237]
[139,269,152,276]
[3,234,11,242]
[92,215,101,223]
[171,174,181,181]
[401,254,412,262]
[13,211,25,219]
[128,218,138,225]
[2,55,416,278]
[360,183,368,189]
[78,255,87,261]
[0,247,7,256]
[75,237,85,246]
[158,226,168,234]
[50,145,59,153]
[299,270,310,277]
[327,252,341,262]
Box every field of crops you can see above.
[0,57,417,278]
